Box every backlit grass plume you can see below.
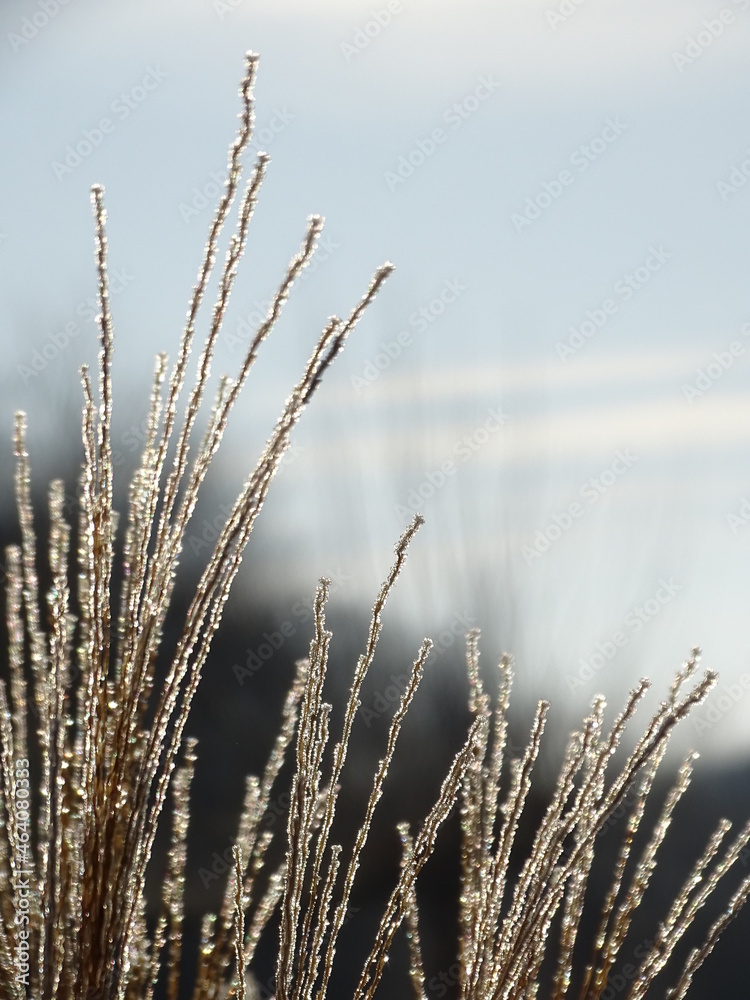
[1,51,749,1000]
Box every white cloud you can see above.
[307,385,750,470]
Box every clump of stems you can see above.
[0,51,748,1000]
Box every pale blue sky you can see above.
[3,0,750,759]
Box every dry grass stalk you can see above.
[1,50,749,1000]
[443,638,750,1000]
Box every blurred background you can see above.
[2,0,750,995]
